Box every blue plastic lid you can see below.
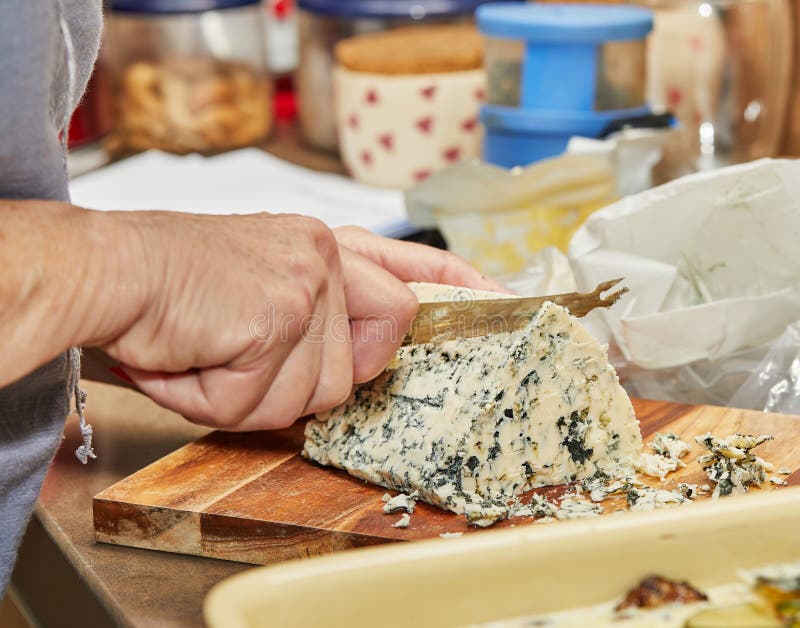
[477,3,653,42]
[297,0,516,18]
[110,0,260,13]
[480,103,653,135]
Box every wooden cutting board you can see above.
[94,399,800,565]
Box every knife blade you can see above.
[402,278,628,346]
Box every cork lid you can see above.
[335,24,483,75]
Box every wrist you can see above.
[74,208,159,348]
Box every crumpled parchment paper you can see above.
[503,159,800,408]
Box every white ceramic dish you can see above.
[205,487,800,628]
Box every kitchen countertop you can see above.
[9,123,348,627]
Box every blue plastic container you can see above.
[477,3,655,168]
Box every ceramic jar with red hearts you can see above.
[334,24,486,188]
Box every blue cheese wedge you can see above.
[303,283,641,524]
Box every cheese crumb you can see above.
[695,433,774,498]
[636,453,680,480]
[383,491,418,514]
[439,532,464,539]
[770,476,788,486]
[464,502,508,527]
[627,486,687,512]
[529,493,558,518]
[650,432,691,461]
[392,513,411,528]
[555,494,602,520]
[677,483,700,499]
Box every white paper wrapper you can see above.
[503,158,800,408]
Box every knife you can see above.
[402,278,628,346]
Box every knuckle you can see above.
[334,225,369,239]
[290,248,328,285]
[207,405,249,430]
[301,217,340,262]
[264,411,298,430]
[320,375,353,410]
[286,284,317,320]
[300,216,333,244]
[395,286,420,327]
[255,400,304,429]
[331,379,353,407]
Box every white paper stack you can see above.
[69,149,415,238]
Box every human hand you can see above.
[104,220,507,431]
[86,212,369,431]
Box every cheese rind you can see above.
[303,283,641,520]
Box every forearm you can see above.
[0,201,151,387]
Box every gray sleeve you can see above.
[0,0,102,596]
[0,354,74,595]
[0,0,102,201]
[0,0,67,201]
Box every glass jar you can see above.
[636,0,793,179]
[107,0,273,155]
[68,53,113,149]
[296,0,519,152]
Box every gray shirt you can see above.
[0,0,102,595]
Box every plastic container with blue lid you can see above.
[107,0,272,154]
[477,3,655,168]
[296,0,522,151]
[110,0,259,12]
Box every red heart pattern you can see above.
[378,133,394,151]
[420,85,437,100]
[416,117,434,135]
[364,88,379,105]
[443,146,461,162]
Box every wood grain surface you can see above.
[94,399,800,565]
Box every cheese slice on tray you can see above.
[303,283,641,525]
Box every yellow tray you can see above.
[205,487,800,628]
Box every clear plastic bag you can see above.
[729,322,800,414]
